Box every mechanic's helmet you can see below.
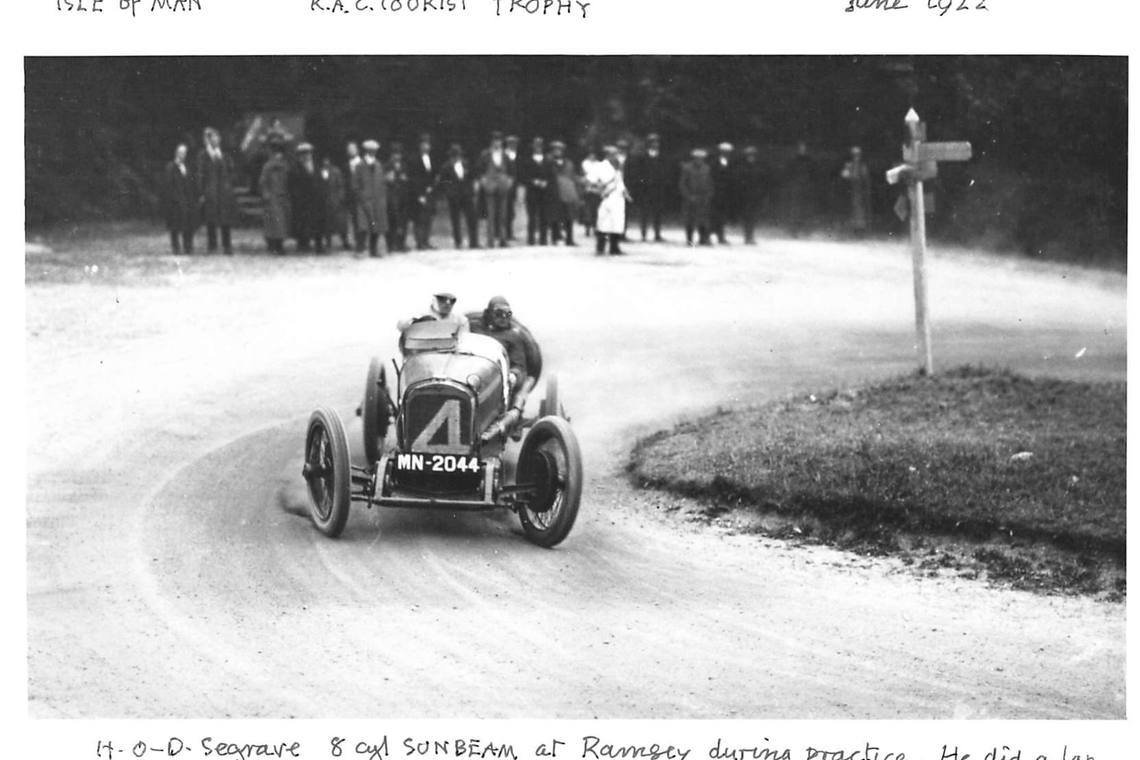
[485,296,513,328]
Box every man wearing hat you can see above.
[520,136,550,246]
[385,144,410,253]
[545,140,580,246]
[711,141,737,244]
[258,133,291,254]
[396,291,470,335]
[196,127,238,255]
[840,145,872,237]
[594,144,631,255]
[625,133,669,243]
[738,145,767,245]
[476,131,514,248]
[504,135,520,241]
[785,140,818,239]
[353,139,389,257]
[289,142,327,253]
[407,132,438,250]
[679,147,714,246]
[345,141,362,250]
[438,143,479,249]
[469,295,529,397]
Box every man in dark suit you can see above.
[439,143,480,249]
[162,143,197,255]
[476,131,515,248]
[407,132,438,250]
[680,147,714,246]
[196,127,238,254]
[386,145,410,253]
[289,143,326,253]
[626,132,669,243]
[259,134,291,254]
[710,142,737,244]
[519,136,550,245]
[353,139,388,257]
[503,134,520,241]
[738,145,768,245]
[321,156,349,251]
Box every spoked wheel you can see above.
[539,373,564,419]
[302,406,351,538]
[517,417,583,547]
[362,357,391,465]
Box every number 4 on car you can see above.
[302,318,583,547]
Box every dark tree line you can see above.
[25,56,1125,266]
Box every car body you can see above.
[302,318,582,547]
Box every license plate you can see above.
[395,453,480,474]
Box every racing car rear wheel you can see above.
[539,373,564,419]
[363,357,391,465]
[303,406,352,538]
[517,417,582,548]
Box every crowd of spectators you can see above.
[161,126,877,256]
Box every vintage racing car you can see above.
[301,316,582,547]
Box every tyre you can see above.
[362,357,391,465]
[538,373,563,419]
[302,406,352,538]
[517,417,583,547]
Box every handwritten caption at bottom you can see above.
[90,736,1100,760]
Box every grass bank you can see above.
[628,367,1125,599]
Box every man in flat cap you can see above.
[680,147,714,246]
[626,133,669,243]
[353,139,389,257]
[258,134,291,254]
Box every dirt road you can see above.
[25,234,1126,718]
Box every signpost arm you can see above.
[906,109,934,376]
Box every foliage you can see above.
[25,56,1126,265]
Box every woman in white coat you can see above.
[594,145,632,255]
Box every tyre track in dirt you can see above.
[27,239,1126,718]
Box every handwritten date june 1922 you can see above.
[845,0,990,14]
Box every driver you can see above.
[396,290,471,334]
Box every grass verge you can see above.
[628,366,1125,600]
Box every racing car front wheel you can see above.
[363,357,391,466]
[517,417,582,548]
[303,406,352,538]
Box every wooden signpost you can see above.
[886,109,972,376]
